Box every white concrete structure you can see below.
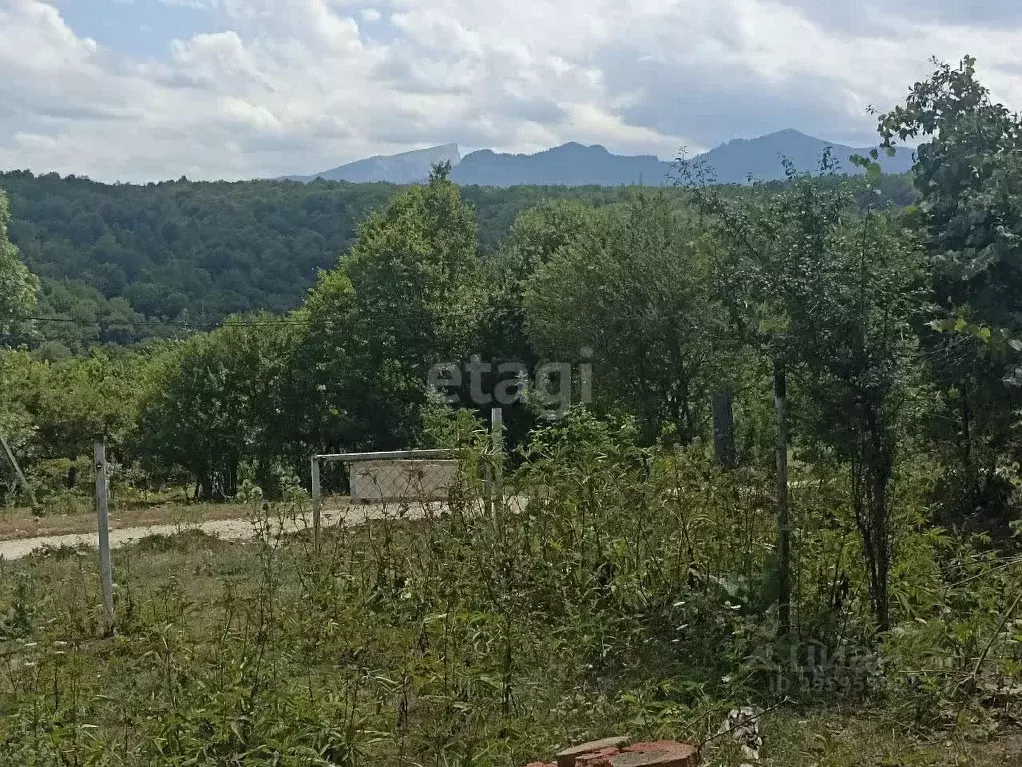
[350,459,458,503]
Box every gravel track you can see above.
[0,503,427,561]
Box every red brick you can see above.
[624,742,686,753]
[609,743,699,767]
[575,747,623,767]
[556,737,631,767]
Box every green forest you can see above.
[1,57,1022,765]
[0,159,914,355]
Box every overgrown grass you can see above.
[0,414,1019,765]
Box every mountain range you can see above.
[287,129,915,187]
[285,143,462,184]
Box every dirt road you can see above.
[0,503,420,561]
[0,495,525,562]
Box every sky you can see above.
[1,0,1021,183]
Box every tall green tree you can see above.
[878,55,1022,523]
[482,200,599,366]
[478,201,601,445]
[0,191,39,495]
[299,164,484,450]
[26,351,145,461]
[694,157,923,632]
[797,203,924,633]
[290,271,361,454]
[133,316,296,499]
[524,194,717,444]
[0,191,38,338]
[691,157,849,634]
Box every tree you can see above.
[133,316,296,500]
[0,191,38,338]
[524,193,717,444]
[690,157,849,635]
[692,156,923,632]
[290,271,361,454]
[29,350,145,461]
[796,201,924,632]
[482,199,599,368]
[878,55,1022,524]
[477,201,601,445]
[298,164,484,450]
[0,351,38,491]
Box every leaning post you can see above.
[0,431,35,507]
[311,455,321,553]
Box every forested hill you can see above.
[1,172,395,325]
[0,169,915,350]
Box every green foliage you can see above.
[301,167,484,450]
[4,57,1022,766]
[0,348,150,507]
[691,151,928,630]
[133,315,299,500]
[524,195,718,444]
[0,171,699,349]
[878,55,1022,527]
[0,422,1017,764]
[0,169,916,353]
[482,199,598,367]
[878,55,1022,325]
[0,191,38,340]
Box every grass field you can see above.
[0,493,1020,766]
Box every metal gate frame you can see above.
[310,449,454,548]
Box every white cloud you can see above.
[0,0,1020,182]
[161,0,219,8]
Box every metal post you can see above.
[773,363,791,637]
[94,441,115,634]
[491,407,504,523]
[311,456,321,552]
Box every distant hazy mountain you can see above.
[694,129,915,184]
[286,131,915,187]
[287,143,461,183]
[451,131,914,186]
[451,142,669,187]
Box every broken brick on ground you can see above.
[524,735,700,767]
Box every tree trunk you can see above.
[851,419,894,634]
[712,391,737,469]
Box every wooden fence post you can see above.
[94,441,115,634]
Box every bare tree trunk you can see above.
[852,427,894,633]
[773,362,792,637]
[872,474,891,632]
[712,392,737,469]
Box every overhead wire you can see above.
[24,315,315,330]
